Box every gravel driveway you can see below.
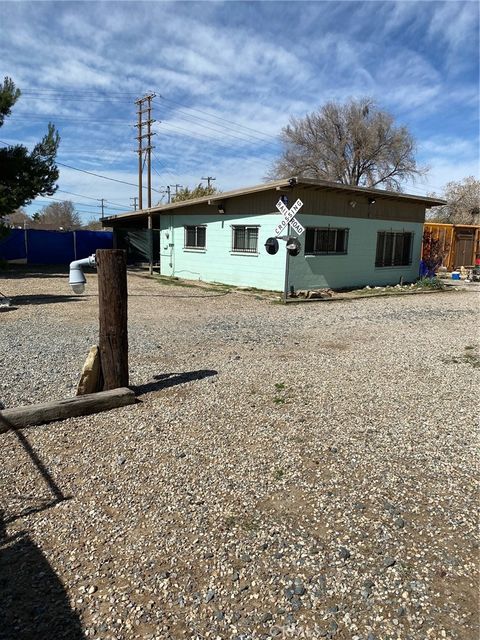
[0,269,478,640]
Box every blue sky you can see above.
[1,0,479,223]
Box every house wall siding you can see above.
[289,214,424,290]
[159,211,423,291]
[159,212,285,290]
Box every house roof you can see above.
[103,177,446,224]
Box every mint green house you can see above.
[104,178,444,292]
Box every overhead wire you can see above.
[18,88,281,144]
[158,94,280,142]
[55,189,133,209]
[2,88,451,198]
[40,194,128,211]
[55,161,163,193]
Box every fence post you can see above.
[96,249,129,390]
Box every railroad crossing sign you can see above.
[275,198,305,236]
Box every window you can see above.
[305,227,349,255]
[232,226,258,253]
[184,225,206,249]
[375,231,413,267]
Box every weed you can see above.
[442,346,480,369]
[154,275,232,293]
[464,353,480,368]
[224,515,236,528]
[273,468,284,481]
[414,277,446,290]
[273,381,287,405]
[242,518,259,532]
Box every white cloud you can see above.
[1,0,477,216]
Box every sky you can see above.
[1,0,479,223]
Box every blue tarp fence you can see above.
[0,229,113,264]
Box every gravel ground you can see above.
[0,269,479,640]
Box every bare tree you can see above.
[4,208,31,227]
[267,98,427,191]
[83,217,104,230]
[33,200,81,230]
[427,177,479,225]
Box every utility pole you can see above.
[98,198,105,220]
[166,185,171,204]
[173,184,183,197]
[130,197,138,211]
[134,93,156,210]
[135,92,156,274]
[202,176,216,188]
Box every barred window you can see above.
[375,231,413,267]
[305,227,349,255]
[232,226,258,253]
[184,225,206,249]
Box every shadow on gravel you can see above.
[0,417,72,526]
[0,420,83,638]
[0,513,85,640]
[11,294,83,306]
[132,369,218,396]
[0,267,68,279]
[129,292,230,299]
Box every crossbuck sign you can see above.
[275,198,305,236]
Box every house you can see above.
[103,177,445,292]
[422,222,480,270]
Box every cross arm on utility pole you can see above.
[202,176,216,188]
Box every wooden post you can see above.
[96,249,129,390]
[0,388,135,432]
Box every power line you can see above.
[22,90,139,97]
[55,189,133,209]
[17,91,279,145]
[26,201,104,216]
[0,134,449,198]
[152,150,179,185]
[159,105,277,146]
[55,161,163,193]
[158,110,279,148]
[39,194,126,211]
[12,112,133,125]
[158,95,279,142]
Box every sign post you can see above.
[275,198,304,302]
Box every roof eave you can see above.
[102,177,446,224]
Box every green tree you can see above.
[267,98,426,191]
[171,183,220,203]
[427,177,479,225]
[0,77,60,219]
